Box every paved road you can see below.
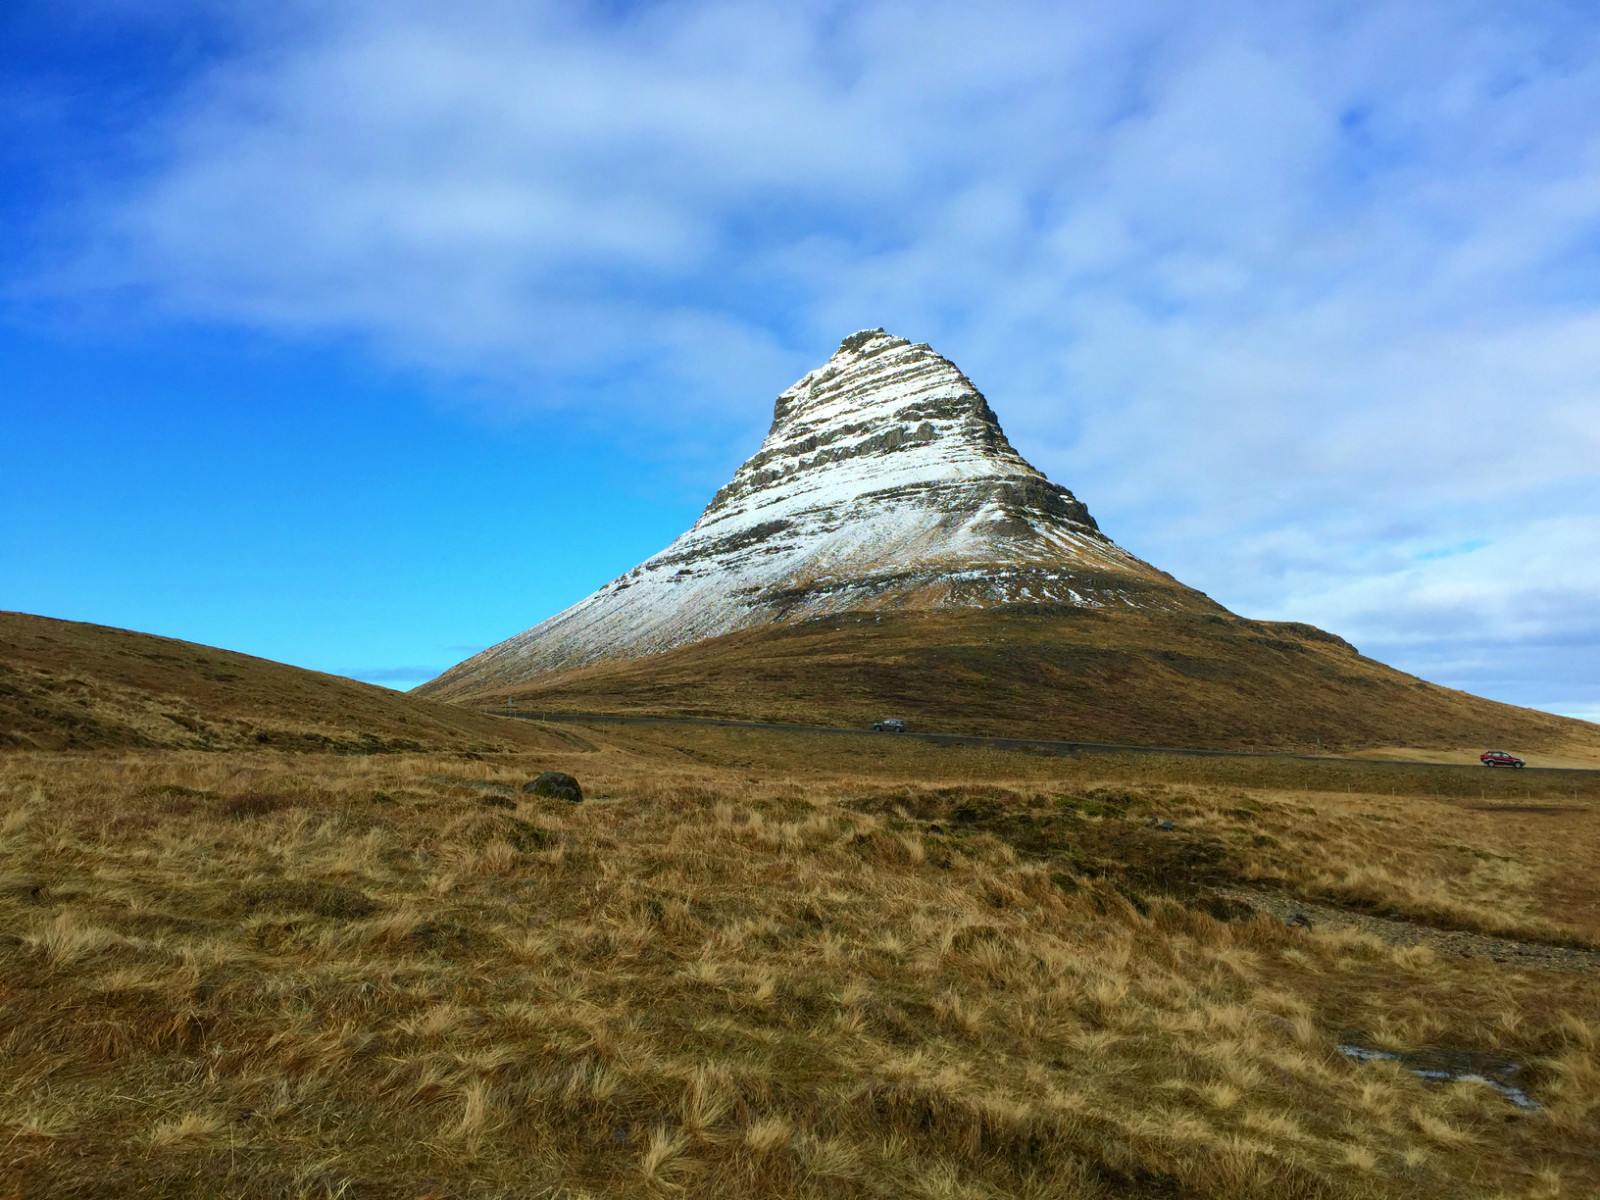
[498,709,1600,776]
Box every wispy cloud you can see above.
[17,0,1600,716]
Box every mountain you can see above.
[417,330,1600,759]
[0,610,568,753]
[424,329,1214,696]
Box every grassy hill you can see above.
[0,610,561,754]
[419,605,1600,759]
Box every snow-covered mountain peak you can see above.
[773,329,999,433]
[697,328,1081,540]
[421,331,1216,693]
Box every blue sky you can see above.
[3,1,1599,721]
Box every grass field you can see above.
[3,722,1597,1199]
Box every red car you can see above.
[1480,750,1525,768]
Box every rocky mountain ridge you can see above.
[423,330,1215,696]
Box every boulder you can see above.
[525,771,583,803]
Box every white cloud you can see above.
[25,0,1600,715]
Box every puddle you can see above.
[1338,1044,1540,1110]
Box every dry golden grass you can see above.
[576,722,1600,944]
[2,733,1597,1199]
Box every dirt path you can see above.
[1224,888,1600,974]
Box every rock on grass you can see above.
[525,771,583,803]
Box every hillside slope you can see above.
[0,610,555,753]
[432,605,1600,757]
